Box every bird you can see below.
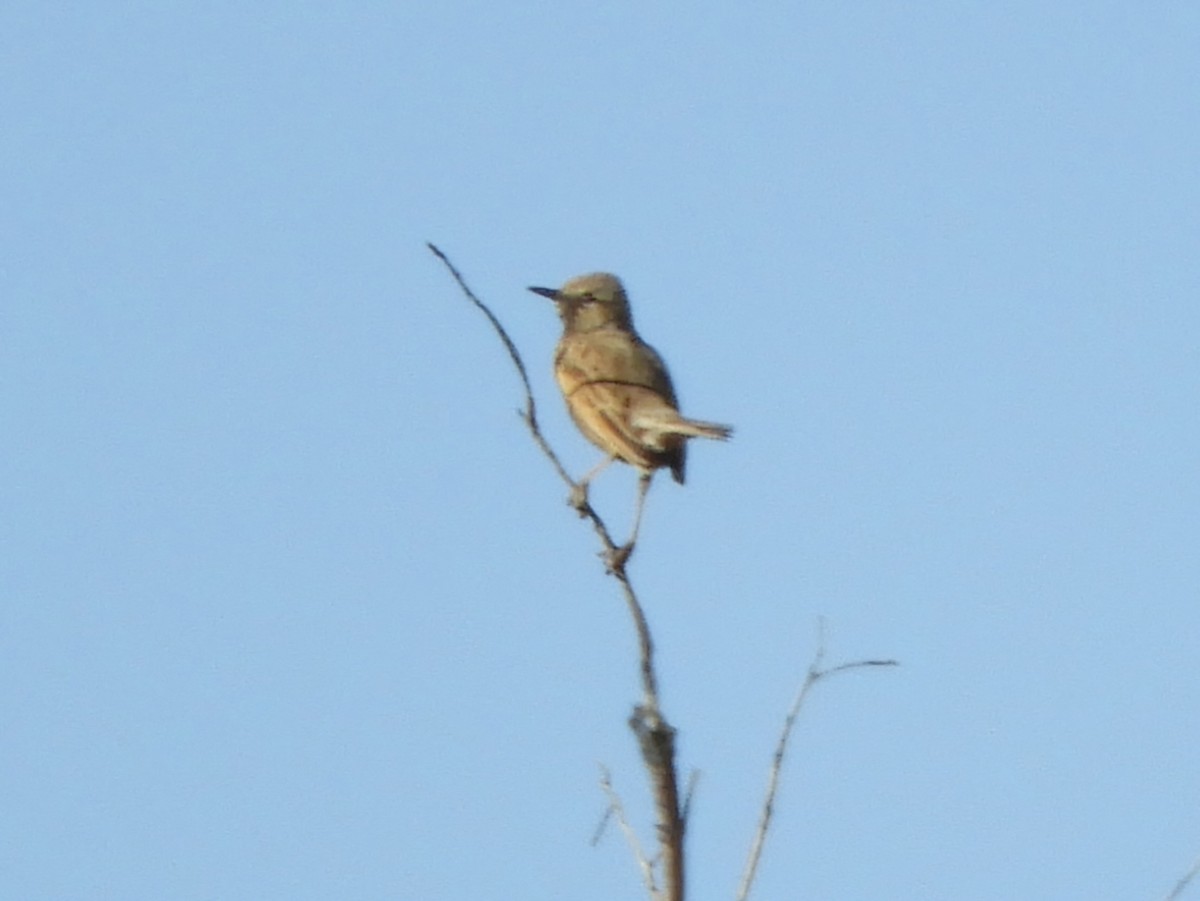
[528,272,732,557]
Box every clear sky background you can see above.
[3,4,1198,900]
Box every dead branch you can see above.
[429,243,684,901]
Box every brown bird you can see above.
[528,272,732,555]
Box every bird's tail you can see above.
[674,417,734,441]
[634,409,733,441]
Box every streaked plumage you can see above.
[528,272,732,484]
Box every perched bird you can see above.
[528,272,732,553]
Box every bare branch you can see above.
[631,704,686,901]
[736,621,899,901]
[430,243,683,901]
[1165,853,1200,901]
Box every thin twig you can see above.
[425,242,573,488]
[736,621,899,901]
[1165,853,1200,901]
[598,767,659,899]
[430,243,683,901]
[680,769,701,828]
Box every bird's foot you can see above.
[567,481,590,515]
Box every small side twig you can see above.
[680,769,701,828]
[430,243,683,901]
[597,767,658,897]
[1165,853,1200,901]
[736,620,899,901]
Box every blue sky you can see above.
[4,3,1198,899]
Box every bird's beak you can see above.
[527,286,559,300]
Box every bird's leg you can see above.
[628,471,653,547]
[609,471,654,569]
[570,455,615,513]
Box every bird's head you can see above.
[528,272,633,332]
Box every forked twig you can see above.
[598,767,658,896]
[736,621,899,901]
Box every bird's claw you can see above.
[568,481,589,515]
